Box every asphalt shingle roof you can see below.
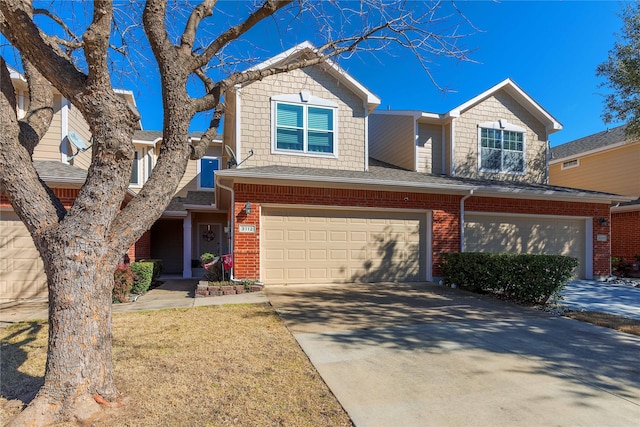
[34,160,87,182]
[217,159,628,202]
[550,125,631,160]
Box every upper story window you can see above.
[198,157,220,190]
[478,120,526,174]
[272,93,338,157]
[130,147,155,188]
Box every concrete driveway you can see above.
[266,283,640,427]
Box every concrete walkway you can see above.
[561,280,640,320]
[266,283,640,427]
[0,278,267,328]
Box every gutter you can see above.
[216,179,236,281]
[460,189,475,252]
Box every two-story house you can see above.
[549,126,640,263]
[214,42,631,284]
[2,42,633,301]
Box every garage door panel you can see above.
[1,212,47,299]
[465,215,586,279]
[262,208,427,284]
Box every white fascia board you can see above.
[611,203,640,213]
[450,78,562,133]
[549,141,630,164]
[471,187,634,204]
[132,138,162,146]
[248,41,380,111]
[216,169,475,193]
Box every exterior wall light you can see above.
[597,217,609,226]
[245,202,252,215]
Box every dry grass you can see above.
[0,304,352,426]
[563,311,640,336]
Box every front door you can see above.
[198,223,222,257]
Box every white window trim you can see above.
[271,93,338,158]
[561,158,580,170]
[477,120,526,175]
[129,148,144,188]
[197,156,220,191]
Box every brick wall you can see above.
[128,230,151,262]
[232,183,612,281]
[612,210,640,261]
[1,187,79,209]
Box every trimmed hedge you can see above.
[139,258,163,281]
[130,261,154,295]
[440,252,579,304]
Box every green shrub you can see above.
[200,253,215,266]
[130,262,154,295]
[139,258,163,281]
[113,264,134,303]
[440,252,578,304]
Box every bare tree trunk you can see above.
[9,234,118,425]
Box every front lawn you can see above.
[0,304,352,426]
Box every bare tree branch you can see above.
[191,0,294,70]
[0,0,87,99]
[18,59,54,155]
[82,0,114,88]
[179,0,216,54]
[34,8,81,44]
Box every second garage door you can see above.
[261,208,428,284]
[464,214,587,278]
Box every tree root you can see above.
[6,392,106,427]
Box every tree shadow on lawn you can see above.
[266,283,640,403]
[0,321,45,405]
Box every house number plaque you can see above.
[239,224,256,233]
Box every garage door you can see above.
[464,214,586,278]
[0,211,47,299]
[261,208,428,284]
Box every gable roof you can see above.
[450,78,562,133]
[372,79,563,133]
[550,125,633,162]
[247,41,381,113]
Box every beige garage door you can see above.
[464,214,586,278]
[262,208,428,284]
[0,211,47,300]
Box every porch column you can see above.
[183,212,192,278]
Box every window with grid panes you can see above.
[480,127,524,173]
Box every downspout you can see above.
[217,180,236,281]
[460,189,475,253]
[545,140,551,184]
[364,100,369,171]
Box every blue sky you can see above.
[147,0,627,148]
[4,1,630,147]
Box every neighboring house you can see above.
[549,125,640,262]
[0,67,147,300]
[215,42,630,285]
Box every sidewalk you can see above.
[0,278,268,328]
[560,279,640,320]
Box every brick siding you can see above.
[231,183,612,280]
[611,210,640,261]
